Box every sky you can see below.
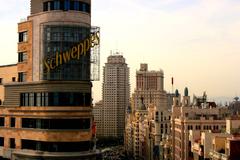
[0,0,240,103]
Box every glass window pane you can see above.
[64,0,70,10]
[74,1,79,10]
[54,0,60,10]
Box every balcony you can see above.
[209,150,228,160]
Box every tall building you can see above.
[171,90,229,160]
[102,53,130,138]
[0,0,100,159]
[132,63,164,111]
[125,64,171,160]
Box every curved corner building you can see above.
[0,0,100,159]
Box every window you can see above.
[82,3,86,12]
[20,93,29,106]
[70,0,74,10]
[0,117,4,126]
[54,0,60,10]
[10,138,15,148]
[22,140,90,152]
[19,31,28,42]
[10,118,15,128]
[22,118,90,130]
[0,137,4,146]
[18,72,26,82]
[20,92,91,107]
[43,0,90,13]
[50,1,54,10]
[64,0,70,10]
[12,77,16,82]
[43,2,48,11]
[18,52,27,62]
[73,1,79,10]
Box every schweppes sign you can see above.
[43,29,100,73]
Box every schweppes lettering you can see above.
[43,30,100,73]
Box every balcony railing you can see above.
[209,150,228,160]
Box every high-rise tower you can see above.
[0,0,100,159]
[102,53,130,138]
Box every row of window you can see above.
[0,117,16,128]
[22,118,90,130]
[20,92,91,106]
[0,137,14,148]
[0,117,90,130]
[43,0,90,13]
[0,77,16,84]
[23,140,91,152]
[0,138,91,152]
[0,74,25,83]
[187,125,223,130]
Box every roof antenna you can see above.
[115,40,119,54]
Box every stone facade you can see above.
[171,90,229,160]
[125,64,171,160]
[0,64,17,103]
[0,0,101,159]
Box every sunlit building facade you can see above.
[171,90,229,160]
[125,64,171,160]
[102,54,130,138]
[0,0,100,159]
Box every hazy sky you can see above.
[0,0,240,103]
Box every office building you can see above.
[132,63,165,111]
[0,0,100,159]
[102,53,130,137]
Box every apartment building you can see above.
[172,89,229,160]
[125,64,171,160]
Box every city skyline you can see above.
[1,0,240,103]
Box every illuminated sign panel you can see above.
[43,29,100,73]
